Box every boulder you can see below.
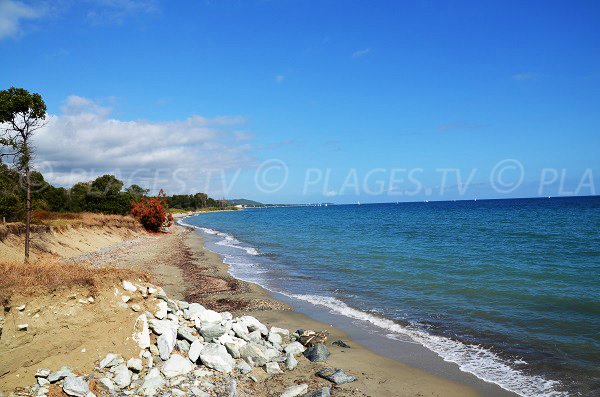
[35,369,51,378]
[48,366,72,383]
[315,368,357,384]
[139,368,165,396]
[199,343,235,373]
[158,332,176,360]
[155,301,168,319]
[283,342,305,356]
[133,314,151,349]
[122,280,138,292]
[177,326,197,343]
[236,361,252,375]
[303,344,330,362]
[99,353,123,369]
[264,362,283,374]
[161,354,194,378]
[176,339,191,353]
[285,353,298,370]
[268,332,283,346]
[280,384,308,397]
[188,340,203,363]
[199,324,226,342]
[112,364,132,388]
[98,378,115,393]
[239,343,268,366]
[238,316,268,335]
[62,376,89,397]
[270,326,290,337]
[231,322,249,339]
[127,358,143,373]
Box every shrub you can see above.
[130,189,172,232]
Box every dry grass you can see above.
[0,258,149,306]
[0,213,143,241]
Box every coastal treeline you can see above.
[0,166,223,222]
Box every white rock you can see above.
[131,304,142,312]
[264,362,283,374]
[161,354,194,378]
[17,323,28,331]
[155,301,168,320]
[231,322,249,339]
[239,343,268,366]
[199,343,235,373]
[190,387,210,397]
[127,358,143,372]
[62,376,89,397]
[281,384,308,397]
[268,332,282,345]
[270,326,290,337]
[284,342,305,355]
[236,361,252,374]
[112,364,132,388]
[285,353,298,370]
[99,353,121,369]
[148,319,177,335]
[188,339,203,363]
[238,316,268,335]
[133,314,151,349]
[122,280,138,292]
[35,369,51,378]
[148,286,158,295]
[139,368,165,396]
[17,304,26,311]
[157,332,176,360]
[121,295,131,303]
[187,303,206,319]
[196,309,222,325]
[98,378,115,393]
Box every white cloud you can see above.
[512,72,538,81]
[0,0,44,40]
[275,74,285,83]
[33,95,255,195]
[352,48,371,58]
[234,131,255,141]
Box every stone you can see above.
[112,364,132,388]
[199,343,235,373]
[264,362,283,374]
[224,339,247,359]
[158,332,176,360]
[98,378,115,393]
[303,344,330,362]
[332,339,351,348]
[139,368,165,396]
[199,324,226,342]
[231,322,249,339]
[148,319,178,336]
[132,314,151,349]
[176,339,191,353]
[315,368,357,385]
[121,295,131,303]
[239,343,268,366]
[190,387,210,397]
[236,361,252,375]
[122,280,138,292]
[127,358,143,373]
[195,309,222,325]
[247,330,262,343]
[177,300,190,310]
[161,354,194,378]
[17,304,26,311]
[270,326,290,337]
[35,369,51,378]
[17,323,28,331]
[280,384,308,397]
[37,377,50,386]
[304,387,331,397]
[268,332,282,345]
[62,376,89,397]
[188,340,203,363]
[177,326,197,343]
[225,380,238,397]
[148,286,158,295]
[131,304,142,312]
[48,366,72,383]
[187,303,206,320]
[285,353,298,370]
[238,316,268,335]
[155,301,168,319]
[99,353,122,369]
[283,342,305,356]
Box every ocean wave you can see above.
[177,219,260,255]
[285,294,566,397]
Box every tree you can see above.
[126,184,149,198]
[0,87,47,261]
[130,189,173,232]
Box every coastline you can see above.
[153,221,517,396]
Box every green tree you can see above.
[126,184,149,199]
[0,87,47,261]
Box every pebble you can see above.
[62,375,89,397]
[17,323,28,331]
[315,368,358,384]
[281,383,308,397]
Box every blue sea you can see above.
[180,197,600,396]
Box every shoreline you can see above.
[176,220,518,397]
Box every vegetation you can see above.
[0,87,47,260]
[130,190,173,232]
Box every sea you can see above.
[179,196,600,397]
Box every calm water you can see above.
[181,197,600,396]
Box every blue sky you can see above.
[1,0,599,203]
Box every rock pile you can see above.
[16,280,356,396]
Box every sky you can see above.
[1,0,599,203]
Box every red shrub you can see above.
[130,189,172,232]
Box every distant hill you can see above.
[226,199,264,207]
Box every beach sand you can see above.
[73,223,481,397]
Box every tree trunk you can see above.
[25,166,30,261]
